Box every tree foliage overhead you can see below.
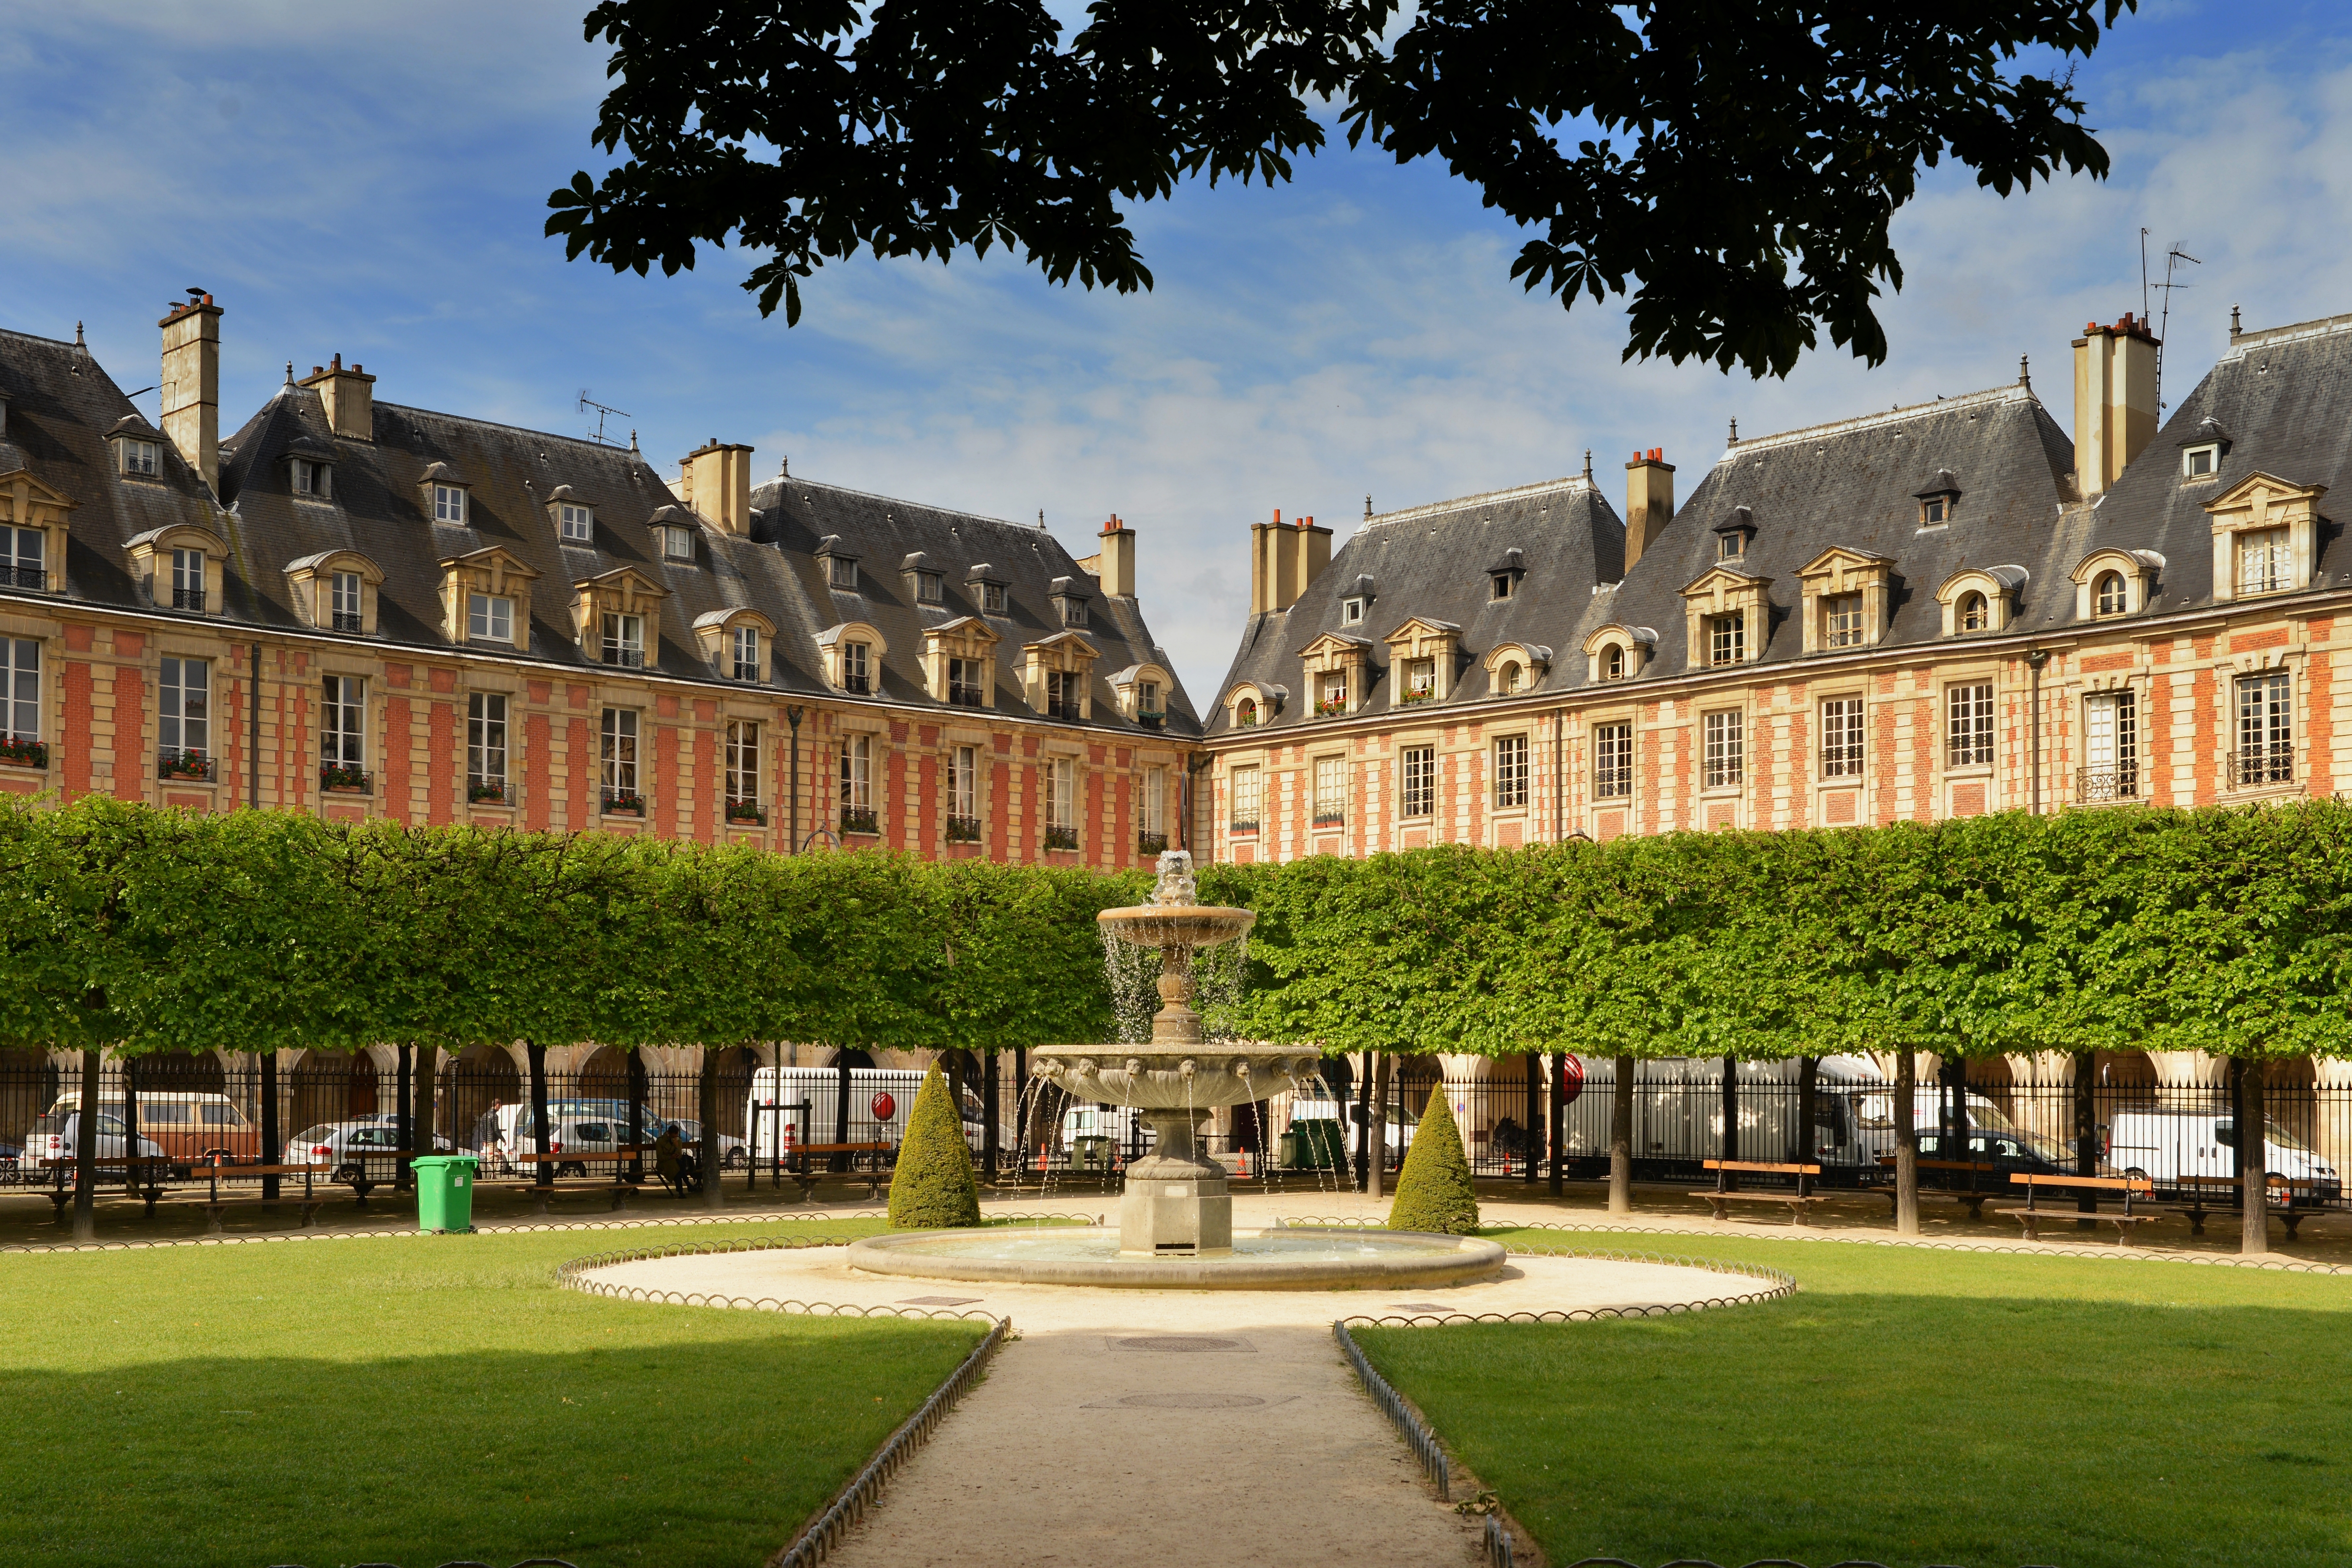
[548,0,2137,376]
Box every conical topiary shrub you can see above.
[1386,1087,1479,1235]
[888,1063,981,1229]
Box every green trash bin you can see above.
[412,1154,478,1234]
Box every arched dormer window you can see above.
[1959,592,1988,632]
[2070,548,2163,621]
[1483,642,1552,697]
[286,551,386,636]
[1605,646,1624,680]
[692,608,778,682]
[1583,624,1656,683]
[2094,573,2125,615]
[125,523,229,615]
[1223,681,1283,730]
[1109,662,1175,726]
[817,621,889,695]
[1936,566,2026,637]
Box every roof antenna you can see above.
[2141,234,2199,413]
[577,388,632,447]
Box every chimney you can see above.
[2072,313,2159,498]
[1249,509,1290,614]
[1623,448,1676,575]
[1094,514,1136,597]
[298,352,376,442]
[681,438,754,535]
[1288,513,1331,606]
[159,293,223,492]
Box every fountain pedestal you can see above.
[1119,1113,1233,1256]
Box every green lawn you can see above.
[1356,1229,2352,1568]
[2,1219,986,1568]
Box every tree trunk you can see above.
[261,1049,280,1202]
[628,1050,647,1187]
[1354,1051,1373,1192]
[1522,1052,1540,1186]
[1894,1050,1919,1236]
[701,1047,725,1211]
[527,1042,551,1189]
[396,1043,413,1192]
[1718,1054,1739,1189]
[982,1050,1000,1183]
[71,1048,100,1242]
[1368,1052,1389,1203]
[2073,1050,2097,1214]
[1609,1054,1635,1215]
[2240,1056,2268,1257]
[1547,1051,1565,1197]
[1796,1055,1818,1198]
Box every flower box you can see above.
[725,800,768,827]
[1398,690,1434,706]
[1042,825,1079,851]
[1314,699,1348,717]
[157,750,214,782]
[320,764,370,793]
[840,807,879,836]
[603,793,646,818]
[468,781,509,805]
[0,737,48,770]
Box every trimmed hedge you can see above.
[1387,1089,1479,1235]
[886,1064,981,1229]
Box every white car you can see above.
[286,1121,456,1182]
[21,1109,166,1176]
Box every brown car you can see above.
[48,1094,260,1168]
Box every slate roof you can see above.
[0,327,225,597]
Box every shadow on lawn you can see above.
[1357,1292,2352,1568]
[9,1322,981,1568]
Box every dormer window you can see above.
[1491,573,1514,601]
[1914,471,1961,528]
[2184,445,2220,479]
[601,612,646,667]
[842,638,871,694]
[1958,592,1988,632]
[294,458,331,498]
[917,571,944,603]
[1497,660,1522,694]
[659,524,695,562]
[2094,572,2127,616]
[122,440,159,478]
[4,527,47,592]
[731,624,760,682]
[1717,532,1744,561]
[1051,577,1092,628]
[330,571,365,633]
[442,545,540,651]
[1937,565,2025,637]
[982,581,1006,612]
[1403,658,1437,702]
[949,657,985,706]
[1921,496,1949,525]
[1486,548,1526,601]
[1824,593,1864,648]
[1604,645,1625,680]
[468,593,513,643]
[819,539,860,591]
[560,503,593,542]
[1708,612,1745,665]
[1342,598,1365,625]
[1062,598,1088,626]
[1319,673,1348,714]
[432,483,467,524]
[1713,508,1755,562]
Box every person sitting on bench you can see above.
[655,1124,698,1195]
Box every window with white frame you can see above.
[1718,530,1745,561]
[730,624,760,681]
[320,675,367,782]
[1048,757,1075,831]
[1603,644,1625,682]
[1921,495,1950,525]
[2236,528,2291,596]
[1312,755,1345,826]
[601,611,645,668]
[432,483,467,524]
[467,592,512,643]
[1,639,38,745]
[1401,745,1435,818]
[1824,593,1865,648]
[170,547,207,611]
[1820,697,1865,779]
[2234,671,2292,786]
[559,503,592,542]
[1703,710,1743,789]
[5,527,45,590]
[1046,669,1081,720]
[1494,734,1529,808]
[839,734,873,829]
[601,708,640,802]
[1142,764,1166,839]
[330,571,365,632]
[294,458,329,498]
[1137,680,1160,717]
[1342,597,1365,625]
[1708,611,1745,666]
[468,693,507,796]
[1402,658,1436,703]
[121,439,158,477]
[1231,764,1263,830]
[1593,722,1633,800]
[159,657,209,761]
[2083,690,2137,800]
[2183,445,2219,479]
[726,719,760,805]
[1319,672,1348,714]
[947,745,980,839]
[1946,682,1994,768]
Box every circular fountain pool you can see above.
[846,1226,1507,1290]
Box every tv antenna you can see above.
[2140,230,2199,413]
[577,389,632,446]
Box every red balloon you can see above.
[1558,1055,1585,1106]
[870,1091,897,1121]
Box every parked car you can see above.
[0,1137,23,1185]
[286,1121,456,1183]
[45,1093,259,1169]
[1913,1128,2088,1176]
[2105,1109,2340,1202]
[21,1110,167,1175]
[470,1099,650,1174]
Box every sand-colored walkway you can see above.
[581,1219,1766,1568]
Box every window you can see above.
[829,555,858,590]
[981,581,1007,613]
[1402,658,1436,703]
[4,527,44,591]
[661,526,694,562]
[1231,764,1262,831]
[2094,571,2127,617]
[839,734,874,831]
[1046,669,1081,721]
[1958,592,1989,633]
[2083,690,2137,800]
[1312,755,1346,826]
[1046,756,1076,845]
[1593,723,1633,800]
[1316,673,1347,716]
[1401,745,1435,818]
[2184,445,2219,479]
[601,707,640,803]
[553,504,588,542]
[601,612,645,668]
[1497,660,1522,695]
[1717,532,1744,561]
[840,638,870,694]
[467,693,508,800]
[1820,697,1865,779]
[1342,597,1365,626]
[1494,734,1529,808]
[1059,597,1088,627]
[1235,697,1259,727]
[1703,711,1743,789]
[1946,683,1994,769]
[1137,680,1160,715]
[1603,644,1625,682]
[948,656,985,708]
[464,593,512,644]
[121,439,158,477]
[159,657,209,762]
[948,745,981,841]
[294,458,329,498]
[1141,764,1167,841]
[320,675,367,787]
[1824,593,1865,648]
[1708,611,1745,666]
[331,572,365,633]
[725,720,760,805]
[916,571,945,604]
[170,548,206,612]
[432,483,466,524]
[2237,528,2291,596]
[2234,672,2292,786]
[1921,496,1949,525]
[1491,573,1514,601]
[0,639,38,747]
[730,624,760,682]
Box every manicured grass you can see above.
[3,1218,985,1568]
[1356,1229,2352,1568]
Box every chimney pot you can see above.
[2073,307,2158,498]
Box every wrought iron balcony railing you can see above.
[946,814,983,843]
[840,805,879,835]
[2228,747,2294,789]
[1042,823,1079,851]
[2076,767,2140,803]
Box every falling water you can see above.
[1100,930,1161,1046]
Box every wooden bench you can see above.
[790,1141,897,1201]
[1998,1173,2157,1243]
[1871,1156,2010,1217]
[1691,1160,1830,1224]
[190,1160,328,1231]
[2172,1174,2323,1238]
[502,1149,652,1214]
[41,1157,173,1221]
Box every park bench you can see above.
[41,1157,173,1221]
[790,1141,896,1201]
[1998,1173,2156,1243]
[2171,1174,2322,1239]
[190,1159,328,1231]
[502,1148,652,1214]
[1692,1160,1830,1224]
[1871,1156,2009,1218]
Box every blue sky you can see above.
[8,2,2352,700]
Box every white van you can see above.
[2105,1109,2340,1200]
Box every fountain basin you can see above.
[846,1227,1507,1291]
[1033,1046,1318,1111]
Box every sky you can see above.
[8,1,2352,703]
